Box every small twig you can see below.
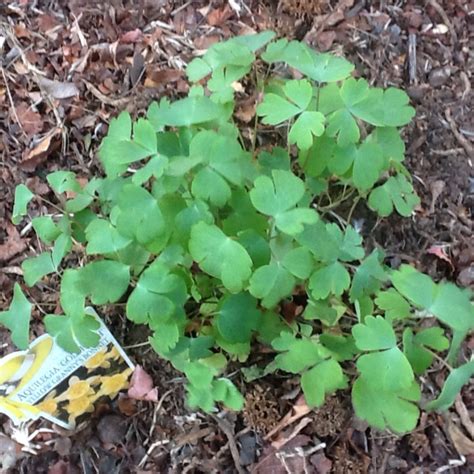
[146,389,174,442]
[460,71,471,102]
[212,415,245,474]
[435,455,466,473]
[445,108,474,159]
[123,340,151,349]
[82,80,130,107]
[346,196,361,225]
[426,0,457,44]
[1,67,27,139]
[431,148,464,156]
[138,439,170,469]
[408,33,417,84]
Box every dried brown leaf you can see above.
[39,77,79,99]
[15,103,42,136]
[128,366,158,402]
[264,395,312,441]
[121,29,143,43]
[447,418,474,456]
[145,68,183,88]
[21,127,61,171]
[310,452,333,474]
[207,6,233,26]
[0,223,27,262]
[426,245,454,268]
[455,396,474,439]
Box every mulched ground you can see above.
[0,0,473,472]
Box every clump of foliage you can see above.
[5,32,474,434]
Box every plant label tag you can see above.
[0,312,134,429]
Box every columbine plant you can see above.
[4,32,473,433]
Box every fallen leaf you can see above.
[317,31,337,51]
[207,6,233,26]
[253,435,312,474]
[193,35,220,50]
[127,365,159,401]
[21,127,61,171]
[310,452,333,474]
[264,395,312,441]
[25,176,50,195]
[457,266,474,288]
[15,103,42,136]
[39,77,79,99]
[235,100,256,123]
[117,395,137,416]
[97,414,128,445]
[429,180,445,214]
[427,245,454,268]
[446,418,474,456]
[272,416,312,450]
[145,68,183,88]
[455,396,474,438]
[0,223,27,262]
[120,29,143,43]
[14,23,30,39]
[48,459,72,474]
[53,437,72,457]
[130,53,145,88]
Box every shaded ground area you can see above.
[0,0,473,472]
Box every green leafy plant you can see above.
[4,32,474,434]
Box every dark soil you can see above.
[0,0,473,472]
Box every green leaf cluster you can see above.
[4,32,472,432]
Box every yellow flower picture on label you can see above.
[85,348,111,371]
[66,395,95,426]
[97,368,133,400]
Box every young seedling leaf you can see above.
[78,260,130,305]
[22,252,56,287]
[357,347,414,392]
[309,261,350,300]
[302,358,347,407]
[189,222,252,293]
[349,250,388,301]
[426,360,474,411]
[392,265,474,333]
[352,377,420,433]
[352,315,397,351]
[51,233,72,269]
[217,293,262,343]
[281,246,314,279]
[375,289,411,321]
[115,184,165,248]
[0,284,32,349]
[32,216,61,244]
[262,40,354,83]
[270,332,321,374]
[47,171,81,194]
[288,111,325,150]
[12,184,34,224]
[85,219,132,254]
[250,170,318,235]
[45,313,101,353]
[257,79,312,125]
[212,378,245,410]
[368,174,420,217]
[249,262,296,308]
[403,327,449,375]
[127,262,187,325]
